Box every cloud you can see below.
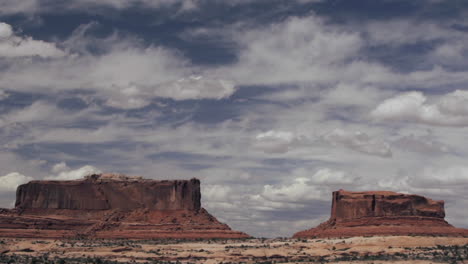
[371,90,468,127]
[219,16,364,86]
[393,134,452,154]
[0,89,8,100]
[422,166,468,186]
[0,0,182,15]
[255,168,358,209]
[0,22,66,58]
[0,0,323,16]
[0,24,237,108]
[158,75,236,101]
[253,130,303,154]
[0,101,57,125]
[45,162,101,180]
[323,129,392,158]
[0,172,33,192]
[364,20,462,46]
[431,42,466,65]
[0,0,39,16]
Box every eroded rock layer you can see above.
[0,174,250,239]
[294,190,468,238]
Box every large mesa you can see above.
[293,189,468,238]
[0,173,250,239]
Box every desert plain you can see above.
[1,235,467,264]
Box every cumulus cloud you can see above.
[0,22,66,58]
[253,130,303,154]
[254,168,357,209]
[371,90,468,126]
[372,164,468,199]
[0,24,237,108]
[0,172,33,192]
[45,163,101,180]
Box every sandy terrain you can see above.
[0,235,467,263]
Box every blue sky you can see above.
[0,0,468,237]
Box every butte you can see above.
[294,189,468,238]
[0,173,250,239]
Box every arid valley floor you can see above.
[0,236,467,264]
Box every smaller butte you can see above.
[294,189,468,238]
[0,173,250,239]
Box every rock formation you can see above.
[294,189,468,238]
[0,174,250,239]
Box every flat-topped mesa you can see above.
[294,190,468,238]
[0,174,250,239]
[330,189,445,222]
[15,174,201,211]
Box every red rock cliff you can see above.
[0,174,250,239]
[16,175,201,211]
[330,190,445,221]
[294,190,468,238]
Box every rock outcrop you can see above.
[0,174,250,239]
[294,190,468,238]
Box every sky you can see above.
[0,0,468,237]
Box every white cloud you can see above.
[323,128,392,157]
[158,75,236,101]
[372,90,468,126]
[423,166,468,186]
[0,22,13,39]
[0,89,8,100]
[51,162,69,174]
[0,22,66,58]
[0,172,33,192]
[438,90,468,115]
[0,24,236,107]
[45,163,101,180]
[218,16,364,86]
[431,42,466,65]
[203,184,233,202]
[0,101,57,125]
[254,130,303,154]
[255,168,357,209]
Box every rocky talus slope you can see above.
[0,174,250,239]
[294,189,468,238]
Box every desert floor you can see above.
[0,236,467,263]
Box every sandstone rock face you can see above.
[294,190,468,238]
[0,174,250,239]
[330,190,445,220]
[16,175,201,211]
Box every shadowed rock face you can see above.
[294,190,468,238]
[330,190,445,221]
[16,175,201,211]
[0,174,250,239]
